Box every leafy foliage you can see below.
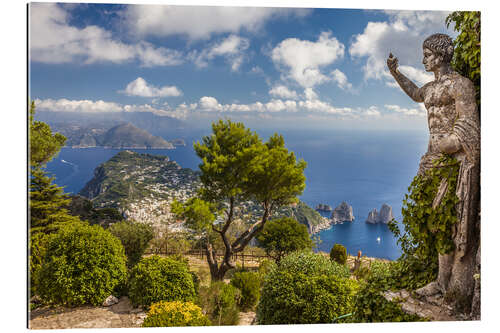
[230,271,261,311]
[142,301,211,327]
[199,282,241,326]
[109,221,154,268]
[446,11,481,107]
[256,250,354,324]
[128,255,196,308]
[351,261,426,323]
[278,250,350,279]
[330,243,347,265]
[256,217,313,263]
[29,100,66,168]
[36,223,127,306]
[174,119,307,281]
[395,155,460,259]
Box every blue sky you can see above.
[29,2,456,130]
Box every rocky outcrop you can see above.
[365,204,394,223]
[331,202,354,223]
[315,203,332,212]
[366,209,378,224]
[378,204,394,223]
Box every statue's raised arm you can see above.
[387,53,424,102]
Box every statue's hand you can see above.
[387,53,399,74]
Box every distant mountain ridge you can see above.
[52,122,176,149]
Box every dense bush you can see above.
[199,282,240,325]
[330,243,347,265]
[256,250,355,324]
[278,250,350,278]
[142,301,211,327]
[109,221,154,268]
[230,271,261,311]
[128,255,196,308]
[351,261,425,323]
[29,232,49,297]
[36,223,127,306]
[257,258,277,278]
[256,217,313,262]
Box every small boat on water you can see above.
[376,237,381,243]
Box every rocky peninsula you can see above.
[78,151,325,233]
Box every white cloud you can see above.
[331,69,353,90]
[124,5,310,40]
[34,98,189,119]
[35,98,122,113]
[121,77,182,98]
[269,85,298,99]
[349,10,453,85]
[364,106,381,117]
[190,35,249,71]
[384,104,426,116]
[199,96,223,111]
[30,3,183,66]
[271,31,345,88]
[304,88,318,101]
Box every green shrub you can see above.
[257,259,277,279]
[109,221,154,268]
[256,217,313,262]
[128,255,196,308]
[29,232,50,297]
[36,223,127,306]
[142,301,211,327]
[351,261,425,323]
[199,282,240,325]
[256,250,355,324]
[230,271,261,311]
[330,243,347,265]
[279,250,350,278]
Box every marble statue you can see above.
[387,33,480,312]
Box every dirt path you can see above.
[29,297,147,329]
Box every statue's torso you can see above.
[422,74,459,154]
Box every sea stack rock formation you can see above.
[331,202,354,223]
[366,209,378,224]
[378,204,394,223]
[365,204,394,224]
[315,203,333,212]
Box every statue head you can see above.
[422,34,454,71]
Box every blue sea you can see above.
[46,128,428,260]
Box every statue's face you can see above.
[422,47,442,72]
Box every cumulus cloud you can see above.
[349,10,453,85]
[121,77,182,98]
[34,98,190,119]
[124,5,311,40]
[331,69,353,91]
[30,3,183,66]
[384,103,426,116]
[190,35,250,71]
[271,31,345,88]
[35,98,123,113]
[303,88,318,101]
[269,85,298,99]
